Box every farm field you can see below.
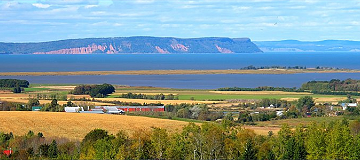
[111,86,350,103]
[0,111,282,140]
[0,112,192,140]
[0,84,357,141]
[0,85,353,107]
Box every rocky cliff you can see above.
[0,37,262,54]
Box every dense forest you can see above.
[0,79,29,88]
[71,84,115,98]
[0,79,29,93]
[1,119,360,159]
[301,79,360,92]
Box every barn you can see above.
[95,106,165,112]
[117,106,165,112]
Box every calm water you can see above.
[2,73,360,89]
[1,52,360,72]
[1,53,360,89]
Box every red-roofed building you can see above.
[3,149,12,156]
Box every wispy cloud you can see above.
[0,0,360,42]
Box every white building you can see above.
[65,107,83,113]
[276,111,284,116]
[341,103,357,110]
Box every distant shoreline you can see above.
[1,69,360,76]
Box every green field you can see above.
[110,87,348,101]
[24,87,50,92]
[178,94,346,100]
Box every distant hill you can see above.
[0,37,262,54]
[254,40,360,52]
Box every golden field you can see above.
[0,112,281,140]
[0,112,191,140]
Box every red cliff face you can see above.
[171,44,189,52]
[215,45,234,53]
[106,44,117,54]
[33,43,116,54]
[155,46,170,54]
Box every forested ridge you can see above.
[0,37,262,54]
[1,119,360,159]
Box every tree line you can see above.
[119,92,178,100]
[71,84,115,98]
[240,65,307,70]
[301,79,360,92]
[0,79,29,93]
[218,78,360,96]
[0,79,29,88]
[2,119,360,159]
[217,86,301,92]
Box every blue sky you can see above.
[1,0,360,42]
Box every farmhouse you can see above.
[341,103,358,110]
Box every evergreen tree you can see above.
[242,139,257,160]
[48,140,58,158]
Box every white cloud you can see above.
[32,3,51,8]
[1,0,360,42]
[39,0,98,5]
[134,0,154,4]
